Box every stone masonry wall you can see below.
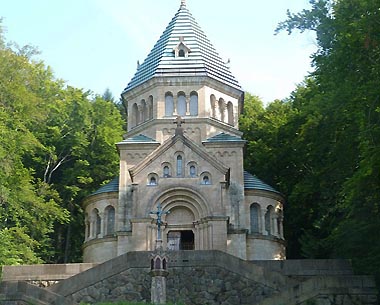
[1,251,377,305]
[167,266,276,305]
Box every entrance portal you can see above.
[167,230,194,250]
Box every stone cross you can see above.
[150,203,170,241]
[174,115,185,128]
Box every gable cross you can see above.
[174,116,185,128]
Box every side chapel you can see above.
[83,0,285,263]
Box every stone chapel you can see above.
[83,0,285,263]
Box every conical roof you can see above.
[123,2,241,93]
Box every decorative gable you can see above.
[173,37,191,58]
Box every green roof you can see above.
[244,171,280,194]
[120,134,157,143]
[205,132,246,143]
[91,177,119,196]
[123,2,240,93]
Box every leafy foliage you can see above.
[241,0,380,283]
[0,21,124,264]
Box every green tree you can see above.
[274,0,380,281]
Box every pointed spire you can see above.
[123,1,241,93]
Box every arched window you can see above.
[91,208,101,237]
[165,92,174,116]
[265,206,274,235]
[227,102,234,125]
[179,49,185,57]
[85,213,90,239]
[176,155,183,177]
[148,173,158,185]
[210,95,216,118]
[200,172,212,185]
[163,166,170,177]
[105,206,115,235]
[218,98,225,122]
[190,92,198,116]
[250,203,260,233]
[190,165,196,177]
[141,99,147,122]
[132,103,139,127]
[177,92,186,116]
[148,95,154,119]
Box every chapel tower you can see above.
[83,1,285,263]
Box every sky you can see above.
[1,0,317,103]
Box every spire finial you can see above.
[181,0,186,7]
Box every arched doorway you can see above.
[167,230,194,250]
[165,206,195,250]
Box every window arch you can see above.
[148,173,158,185]
[218,98,225,122]
[250,203,260,233]
[227,102,234,125]
[176,155,183,177]
[132,103,139,127]
[200,172,212,185]
[141,99,147,122]
[85,213,90,239]
[165,92,174,116]
[210,95,216,118]
[177,92,186,116]
[265,205,275,235]
[148,95,154,120]
[188,161,197,177]
[162,162,172,177]
[105,205,115,236]
[190,165,196,177]
[91,208,101,237]
[190,91,198,116]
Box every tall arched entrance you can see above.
[166,205,195,250]
[149,187,210,251]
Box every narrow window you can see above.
[96,212,101,236]
[150,177,157,185]
[148,95,154,119]
[163,166,170,177]
[210,95,216,118]
[106,206,115,235]
[177,93,186,116]
[190,92,198,116]
[203,176,210,184]
[190,165,196,177]
[132,103,139,127]
[165,93,174,116]
[227,102,234,125]
[265,206,274,235]
[177,155,183,176]
[250,204,259,233]
[179,49,185,57]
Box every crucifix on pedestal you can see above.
[150,203,170,249]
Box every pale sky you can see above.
[1,0,316,103]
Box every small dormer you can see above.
[173,37,191,58]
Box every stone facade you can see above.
[83,0,285,264]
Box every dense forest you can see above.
[1,0,379,285]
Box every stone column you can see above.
[150,251,169,305]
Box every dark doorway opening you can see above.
[167,230,194,250]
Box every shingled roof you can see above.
[123,2,241,93]
[243,171,281,194]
